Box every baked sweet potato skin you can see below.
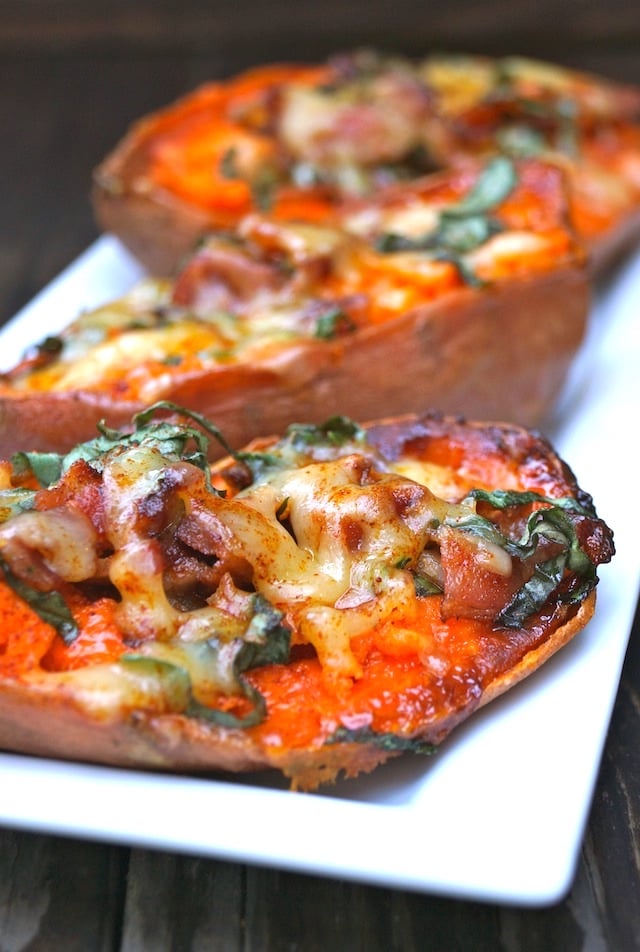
[0,260,589,459]
[0,595,596,788]
[94,178,214,278]
[0,412,614,789]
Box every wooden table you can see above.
[0,7,639,948]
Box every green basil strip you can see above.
[375,217,502,260]
[451,489,599,628]
[119,655,192,707]
[0,487,37,521]
[197,596,290,726]
[43,401,237,481]
[373,158,516,286]
[122,595,291,729]
[120,654,268,729]
[327,725,437,756]
[134,402,285,485]
[249,167,280,212]
[41,400,245,493]
[432,250,486,288]
[465,488,597,519]
[119,654,266,729]
[187,678,267,729]
[436,214,503,255]
[440,156,517,219]
[314,306,356,340]
[234,595,292,669]
[0,554,78,644]
[496,552,568,628]
[287,415,366,449]
[132,401,237,461]
[412,572,443,599]
[219,147,279,210]
[497,124,546,158]
[11,451,64,488]
[220,146,240,180]
[117,654,266,730]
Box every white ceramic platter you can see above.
[0,237,638,905]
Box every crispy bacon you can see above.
[278,66,432,168]
[171,238,287,312]
[35,460,108,547]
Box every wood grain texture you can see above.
[0,830,128,951]
[583,598,640,952]
[0,16,638,949]
[120,851,244,951]
[1,0,640,59]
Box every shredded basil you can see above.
[21,335,64,363]
[220,146,240,180]
[287,415,365,449]
[441,156,517,220]
[375,216,502,259]
[66,402,239,484]
[314,306,356,340]
[412,572,443,598]
[374,157,517,284]
[249,167,280,212]
[451,488,600,628]
[219,146,279,211]
[9,401,251,500]
[121,594,290,729]
[0,486,37,520]
[118,655,192,708]
[497,124,546,157]
[465,487,597,519]
[11,451,64,489]
[275,497,290,520]
[132,402,291,487]
[327,725,437,756]
[231,416,367,482]
[431,249,488,288]
[0,554,78,644]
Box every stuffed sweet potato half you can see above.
[0,407,614,789]
[93,49,640,275]
[0,158,588,457]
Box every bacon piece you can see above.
[0,507,99,588]
[171,238,287,312]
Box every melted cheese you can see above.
[40,322,226,393]
[89,439,481,684]
[345,201,441,240]
[419,56,496,115]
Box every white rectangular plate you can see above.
[0,236,638,905]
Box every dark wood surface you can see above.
[0,6,639,948]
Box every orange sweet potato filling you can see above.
[146,63,333,220]
[0,576,556,752]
